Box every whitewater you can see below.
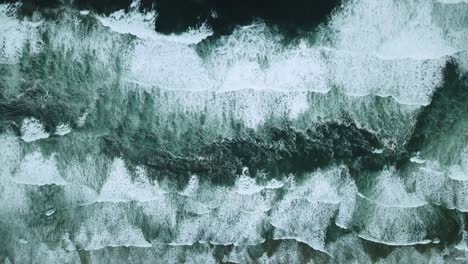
[0,0,468,263]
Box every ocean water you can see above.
[0,0,468,263]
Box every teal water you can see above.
[1,0,468,263]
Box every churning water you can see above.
[0,0,468,263]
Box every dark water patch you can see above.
[23,185,72,245]
[155,0,341,36]
[325,222,353,244]
[4,0,136,16]
[100,116,386,186]
[407,61,468,164]
[6,82,401,188]
[2,0,340,36]
[73,0,133,14]
[0,223,14,264]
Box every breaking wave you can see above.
[1,0,468,262]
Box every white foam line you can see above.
[77,243,153,252]
[268,236,333,257]
[357,192,428,208]
[318,46,457,62]
[358,234,433,246]
[96,0,212,44]
[124,78,423,107]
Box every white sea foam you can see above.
[269,167,355,251]
[410,156,427,164]
[0,133,21,177]
[77,112,88,127]
[373,149,384,154]
[179,175,200,196]
[44,208,56,216]
[98,0,212,44]
[455,229,468,252]
[13,151,67,186]
[326,51,447,105]
[97,7,156,40]
[12,242,81,264]
[73,203,152,250]
[358,234,433,247]
[412,159,468,212]
[353,190,442,246]
[54,124,72,136]
[119,11,452,109]
[2,0,466,130]
[20,118,49,142]
[2,0,468,259]
[321,0,466,104]
[348,167,449,245]
[85,243,217,264]
[63,184,99,207]
[153,174,277,246]
[0,4,42,64]
[133,167,356,248]
[326,0,458,59]
[362,168,427,208]
[0,134,29,214]
[97,158,160,202]
[45,12,125,67]
[270,198,337,252]
[326,234,373,264]
[0,143,458,255]
[1,0,437,130]
[255,241,319,263]
[128,38,213,90]
[234,174,265,195]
